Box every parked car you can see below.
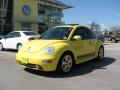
[16,25,104,73]
[0,31,39,51]
[97,34,105,43]
[110,32,120,43]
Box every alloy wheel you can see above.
[61,55,73,73]
[98,47,104,60]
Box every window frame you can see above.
[72,27,96,40]
[12,32,21,38]
[72,27,88,40]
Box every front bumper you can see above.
[16,52,59,71]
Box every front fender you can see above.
[52,43,76,64]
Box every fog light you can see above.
[42,60,52,64]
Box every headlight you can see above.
[45,47,55,55]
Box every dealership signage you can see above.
[23,5,31,15]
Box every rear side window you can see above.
[23,32,37,36]
[13,32,21,37]
[72,28,87,39]
[85,29,97,39]
[72,27,96,40]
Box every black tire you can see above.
[56,52,74,74]
[17,44,22,51]
[0,43,4,51]
[97,46,104,62]
[111,38,117,43]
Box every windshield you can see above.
[40,27,72,40]
[23,32,37,36]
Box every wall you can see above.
[13,0,38,31]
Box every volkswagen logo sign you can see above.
[23,5,31,15]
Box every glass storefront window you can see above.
[38,4,62,23]
[21,22,31,31]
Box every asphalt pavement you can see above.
[0,42,120,90]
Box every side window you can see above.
[72,27,87,39]
[5,32,21,39]
[85,29,96,39]
[5,33,14,39]
[13,32,21,38]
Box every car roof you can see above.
[10,31,36,33]
[54,24,88,29]
[15,31,35,32]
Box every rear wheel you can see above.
[0,43,4,51]
[111,38,117,43]
[57,53,74,73]
[97,46,104,61]
[17,44,22,51]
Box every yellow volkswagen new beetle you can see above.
[16,25,104,73]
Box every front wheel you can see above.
[97,47,104,61]
[57,53,74,73]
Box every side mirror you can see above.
[72,35,81,41]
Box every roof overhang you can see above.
[36,0,73,9]
[14,18,39,23]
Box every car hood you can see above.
[20,40,65,53]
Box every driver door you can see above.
[71,27,88,64]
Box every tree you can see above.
[89,21,101,35]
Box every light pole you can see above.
[1,0,4,35]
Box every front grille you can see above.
[27,64,36,68]
[18,61,43,70]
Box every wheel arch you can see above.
[16,43,22,49]
[56,50,76,73]
[97,45,104,56]
[0,42,4,50]
[95,40,104,58]
[111,37,116,40]
[60,50,76,65]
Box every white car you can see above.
[0,31,39,51]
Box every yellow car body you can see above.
[16,25,104,73]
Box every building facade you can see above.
[0,0,71,35]
[0,0,13,35]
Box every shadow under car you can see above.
[24,57,115,78]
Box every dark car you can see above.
[111,32,120,43]
[97,34,105,43]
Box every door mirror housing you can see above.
[72,35,81,41]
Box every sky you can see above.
[61,0,120,28]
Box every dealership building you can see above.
[0,0,72,35]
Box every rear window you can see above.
[23,32,37,36]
